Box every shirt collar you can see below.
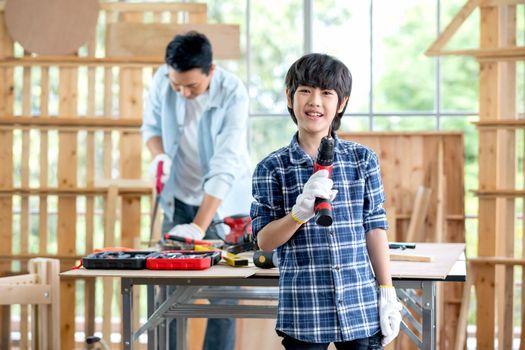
[207,66,222,109]
[288,132,342,165]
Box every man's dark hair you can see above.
[285,53,352,131]
[165,31,213,74]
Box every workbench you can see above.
[61,243,466,350]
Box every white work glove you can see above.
[148,153,172,185]
[379,286,403,346]
[167,223,205,241]
[291,170,337,224]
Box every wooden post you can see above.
[0,9,14,348]
[29,258,60,350]
[57,66,78,350]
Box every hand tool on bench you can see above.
[149,160,165,246]
[163,234,214,246]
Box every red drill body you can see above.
[314,136,334,226]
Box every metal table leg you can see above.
[122,278,134,350]
[422,281,436,350]
[147,285,155,350]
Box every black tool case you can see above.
[82,251,156,270]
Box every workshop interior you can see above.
[0,0,521,349]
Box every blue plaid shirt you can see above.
[250,133,388,343]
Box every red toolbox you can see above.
[145,250,222,270]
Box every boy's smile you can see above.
[288,85,344,136]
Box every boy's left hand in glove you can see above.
[379,286,402,346]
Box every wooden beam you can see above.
[474,119,525,128]
[99,2,207,13]
[0,116,142,128]
[0,285,51,305]
[479,0,525,5]
[426,0,479,55]
[0,56,164,67]
[0,187,152,196]
[431,46,525,60]
[106,23,240,59]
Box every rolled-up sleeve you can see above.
[362,151,388,233]
[250,163,285,239]
[141,67,165,144]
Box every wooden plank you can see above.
[454,262,475,350]
[0,285,51,305]
[0,56,166,67]
[0,9,13,347]
[117,12,146,341]
[476,4,513,348]
[0,273,37,285]
[405,186,432,242]
[39,68,49,255]
[106,23,240,59]
[29,259,60,350]
[85,37,97,343]
[496,5,517,347]
[100,2,207,13]
[389,252,433,262]
[433,141,445,243]
[431,46,525,60]
[0,115,142,128]
[102,185,117,345]
[0,187,151,195]
[57,66,78,350]
[425,0,479,55]
[19,57,31,350]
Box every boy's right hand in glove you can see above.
[291,169,337,224]
[148,153,172,185]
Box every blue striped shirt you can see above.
[250,133,388,342]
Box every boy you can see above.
[250,53,402,349]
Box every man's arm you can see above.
[146,136,164,157]
[193,193,222,231]
[366,228,393,286]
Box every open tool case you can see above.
[83,251,155,270]
[146,250,222,270]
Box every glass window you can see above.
[313,0,371,114]
[248,0,303,115]
[372,0,436,113]
[250,116,297,164]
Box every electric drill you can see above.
[222,214,252,244]
[313,136,335,226]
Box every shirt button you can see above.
[334,266,340,271]
[338,300,343,304]
[168,201,173,207]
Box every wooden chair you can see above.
[0,258,60,350]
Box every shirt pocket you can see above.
[337,178,365,224]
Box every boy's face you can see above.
[287,85,348,135]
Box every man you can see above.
[141,31,252,350]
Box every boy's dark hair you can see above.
[165,31,213,74]
[285,53,352,131]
